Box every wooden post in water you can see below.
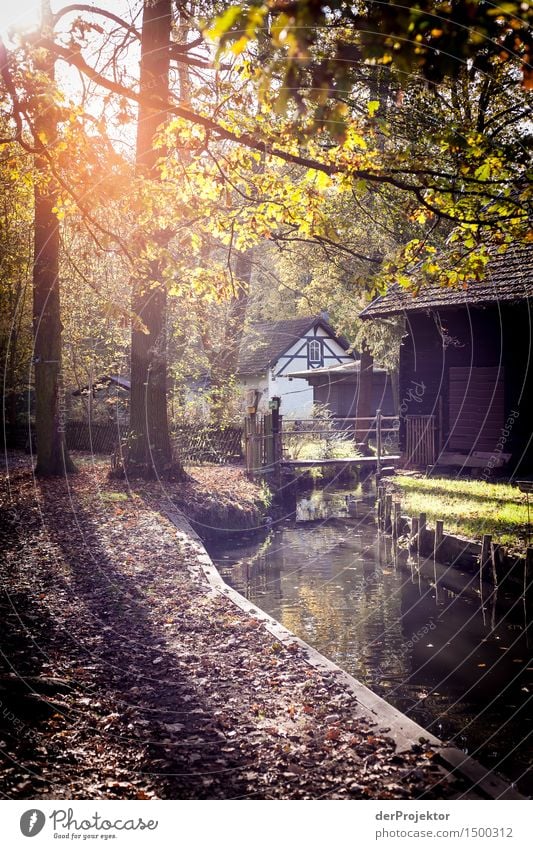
[434,519,444,561]
[433,518,444,599]
[393,503,401,541]
[377,485,384,530]
[410,516,419,554]
[385,494,392,533]
[525,547,533,598]
[490,541,500,588]
[376,408,382,478]
[480,534,492,587]
[418,512,427,554]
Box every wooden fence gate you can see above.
[244,411,282,478]
[405,414,436,467]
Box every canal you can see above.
[207,485,533,795]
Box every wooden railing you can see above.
[172,425,243,464]
[244,410,399,478]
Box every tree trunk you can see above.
[128,0,177,477]
[33,0,76,476]
[355,340,373,450]
[207,249,252,425]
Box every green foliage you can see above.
[0,134,35,425]
[206,1,531,268]
[283,405,361,461]
[210,2,533,106]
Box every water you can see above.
[208,486,533,794]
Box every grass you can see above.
[283,435,361,461]
[394,474,530,551]
[100,490,131,502]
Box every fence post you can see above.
[246,413,259,479]
[376,408,382,477]
[254,414,262,475]
[271,401,282,489]
[264,413,273,469]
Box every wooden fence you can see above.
[4,421,126,453]
[5,421,244,464]
[172,425,243,464]
[244,412,282,477]
[66,420,126,453]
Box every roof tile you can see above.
[360,244,533,318]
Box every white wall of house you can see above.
[236,373,270,410]
[268,372,314,419]
[236,371,312,418]
[237,326,354,419]
[269,328,353,418]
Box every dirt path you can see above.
[0,453,464,799]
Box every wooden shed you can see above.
[288,360,396,419]
[360,244,533,475]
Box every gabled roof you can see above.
[237,315,352,375]
[360,244,533,319]
[71,374,131,396]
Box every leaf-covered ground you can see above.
[0,452,466,799]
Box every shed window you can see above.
[308,339,322,364]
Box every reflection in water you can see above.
[208,487,533,793]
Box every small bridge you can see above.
[281,456,400,470]
[244,408,400,481]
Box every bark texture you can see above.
[33,0,76,476]
[128,0,176,477]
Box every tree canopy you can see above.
[0,0,531,473]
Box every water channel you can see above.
[207,484,533,795]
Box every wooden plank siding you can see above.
[313,371,395,418]
[448,366,504,453]
[398,302,533,473]
[405,415,436,467]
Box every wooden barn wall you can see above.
[372,372,396,416]
[398,302,533,472]
[502,302,533,475]
[312,372,395,417]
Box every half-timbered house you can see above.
[237,314,356,418]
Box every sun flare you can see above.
[0,0,41,40]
